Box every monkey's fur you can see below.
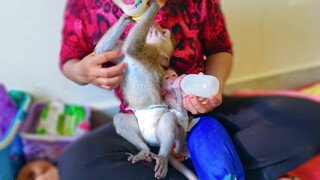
[94,0,197,179]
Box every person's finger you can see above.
[99,62,126,78]
[93,77,109,88]
[209,96,222,107]
[100,84,119,91]
[189,95,207,114]
[95,74,124,90]
[200,98,210,105]
[94,49,123,64]
[87,52,95,57]
[183,94,199,114]
[197,97,206,102]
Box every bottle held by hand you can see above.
[180,74,219,98]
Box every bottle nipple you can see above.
[180,74,219,98]
[132,5,149,21]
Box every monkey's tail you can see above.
[169,155,198,180]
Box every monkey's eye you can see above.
[165,77,169,80]
[162,31,169,36]
[172,74,177,77]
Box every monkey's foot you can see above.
[174,144,191,158]
[149,0,160,10]
[153,155,168,179]
[127,150,154,164]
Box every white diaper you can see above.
[134,105,168,146]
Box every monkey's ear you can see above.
[159,54,170,67]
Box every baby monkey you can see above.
[95,0,196,179]
[161,68,190,132]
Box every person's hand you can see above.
[77,49,126,90]
[183,91,222,115]
[64,49,126,90]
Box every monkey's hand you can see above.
[153,155,168,179]
[127,149,155,163]
[119,14,134,23]
[148,0,160,12]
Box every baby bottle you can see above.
[113,0,149,20]
[180,74,220,98]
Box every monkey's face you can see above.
[161,69,178,90]
[146,23,175,59]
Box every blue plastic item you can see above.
[0,86,32,180]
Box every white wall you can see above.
[1,0,320,109]
[222,0,320,84]
[0,0,120,109]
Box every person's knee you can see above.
[188,116,229,140]
[187,116,245,180]
[201,115,225,128]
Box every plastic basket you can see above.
[20,102,90,163]
[0,87,32,180]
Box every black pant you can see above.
[209,96,320,179]
[58,96,320,180]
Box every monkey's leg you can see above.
[153,112,177,179]
[173,124,190,158]
[113,113,154,163]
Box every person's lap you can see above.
[58,95,320,180]
[58,116,243,179]
[58,122,196,180]
[209,95,320,180]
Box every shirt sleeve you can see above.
[59,0,93,69]
[199,0,233,57]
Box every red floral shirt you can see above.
[60,0,232,112]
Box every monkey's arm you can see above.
[95,15,132,54]
[122,0,160,55]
